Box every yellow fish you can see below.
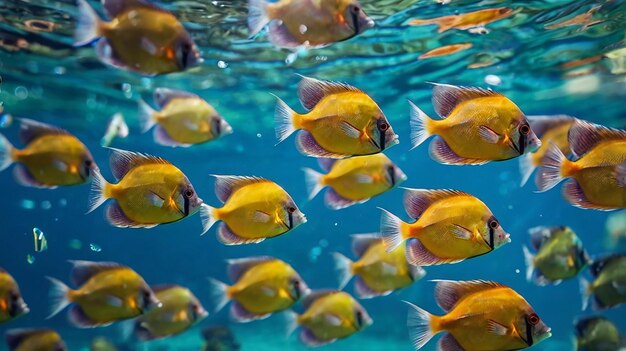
[574,316,623,351]
[380,188,511,266]
[406,280,551,351]
[303,154,407,209]
[0,268,29,324]
[536,120,626,210]
[409,7,514,33]
[46,260,161,327]
[75,0,202,75]
[87,148,208,232]
[6,328,67,351]
[248,0,374,49]
[285,290,372,347]
[208,256,309,322]
[134,285,208,340]
[275,76,399,159]
[138,88,232,147]
[580,254,626,311]
[332,234,425,298]
[519,115,577,186]
[202,175,306,244]
[0,119,96,188]
[409,84,541,165]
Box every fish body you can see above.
[409,7,513,33]
[0,119,96,188]
[139,88,232,147]
[100,113,128,147]
[275,76,398,159]
[381,189,510,266]
[581,254,626,310]
[5,328,66,351]
[0,269,29,324]
[575,316,622,351]
[75,0,202,75]
[47,260,161,328]
[202,326,240,351]
[304,154,407,209]
[248,0,374,48]
[406,280,551,351]
[410,84,541,165]
[90,337,118,351]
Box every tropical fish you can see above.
[74,0,202,75]
[46,260,161,328]
[418,43,472,60]
[303,154,407,209]
[523,226,590,286]
[406,280,551,351]
[90,337,119,351]
[100,113,128,147]
[208,256,309,321]
[0,118,96,188]
[138,88,232,147]
[201,175,306,244]
[408,7,514,33]
[87,148,208,232]
[134,285,208,340]
[0,268,29,324]
[32,227,48,253]
[536,120,626,210]
[284,290,372,347]
[247,0,374,49]
[519,115,577,186]
[5,328,67,351]
[332,233,425,298]
[274,76,399,159]
[574,316,623,351]
[580,254,626,311]
[380,188,510,266]
[409,84,541,165]
[202,326,240,351]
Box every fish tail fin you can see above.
[302,168,325,200]
[46,277,71,319]
[522,246,535,282]
[86,167,110,214]
[282,309,300,338]
[74,0,102,46]
[519,153,536,187]
[199,203,217,235]
[273,94,297,143]
[408,100,433,150]
[207,278,231,313]
[404,301,436,350]
[0,132,15,172]
[247,0,270,36]
[138,99,157,133]
[332,252,354,290]
[535,142,567,192]
[579,277,590,311]
[379,208,406,252]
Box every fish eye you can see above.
[350,5,360,14]
[185,189,194,198]
[527,313,540,325]
[85,160,93,167]
[288,206,296,213]
[379,122,389,131]
[488,218,499,229]
[519,123,530,136]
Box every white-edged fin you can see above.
[273,95,296,143]
[297,75,361,111]
[74,0,102,46]
[325,188,361,209]
[568,120,626,158]
[331,252,354,290]
[300,328,333,347]
[617,163,626,188]
[487,320,509,336]
[69,304,103,328]
[199,203,217,235]
[217,223,264,245]
[317,158,337,172]
[106,202,153,228]
[86,167,109,213]
[296,130,345,158]
[339,121,362,139]
[207,278,230,313]
[478,125,500,143]
[379,208,406,252]
[283,310,299,337]
[226,256,274,282]
[519,153,536,187]
[148,192,165,208]
[433,280,504,312]
[68,260,123,286]
[324,313,342,326]
[252,210,272,223]
[450,225,472,240]
[431,83,498,118]
[14,165,55,189]
[231,302,269,323]
[268,21,303,49]
[534,143,566,192]
[153,88,197,108]
[354,277,387,299]
[527,115,576,139]
[351,233,381,257]
[355,174,374,184]
[430,136,487,165]
[302,167,325,200]
[403,188,469,219]
[138,99,157,133]
[408,100,433,150]
[0,132,15,171]
[107,147,171,181]
[19,118,69,145]
[438,333,465,351]
[247,0,270,36]
[211,175,267,203]
[563,179,605,210]
[404,301,435,351]
[46,277,70,319]
[522,246,536,283]
[579,278,590,311]
[406,239,459,266]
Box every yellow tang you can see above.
[6,328,67,351]
[380,188,510,266]
[247,0,374,49]
[574,316,622,351]
[74,0,202,75]
[139,88,232,147]
[580,254,626,311]
[332,234,425,298]
[274,76,399,159]
[303,154,407,209]
[134,285,208,340]
[0,119,96,188]
[285,290,372,347]
[208,256,309,322]
[87,148,208,232]
[405,280,551,351]
[409,84,541,165]
[0,268,29,324]
[536,120,626,210]
[409,7,513,33]
[46,260,161,328]
[519,115,577,186]
[201,175,306,244]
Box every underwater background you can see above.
[1,0,626,350]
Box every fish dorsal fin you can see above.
[153,88,199,109]
[528,226,559,251]
[226,256,276,282]
[108,148,172,181]
[6,329,50,350]
[19,118,70,145]
[150,284,181,294]
[590,254,626,278]
[431,83,500,118]
[212,175,269,203]
[568,120,626,158]
[351,233,381,257]
[102,0,165,18]
[434,280,505,312]
[527,115,576,138]
[302,290,339,310]
[403,188,470,219]
[297,75,362,111]
[317,158,337,172]
[69,260,124,286]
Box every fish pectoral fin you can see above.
[252,210,272,223]
[148,192,165,208]
[355,174,374,184]
[324,313,343,327]
[616,162,626,187]
[478,125,500,144]
[450,225,472,240]
[183,119,201,131]
[140,37,158,55]
[487,319,510,336]
[52,159,69,172]
[260,285,276,297]
[381,262,398,275]
[339,121,362,139]
[105,294,124,308]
